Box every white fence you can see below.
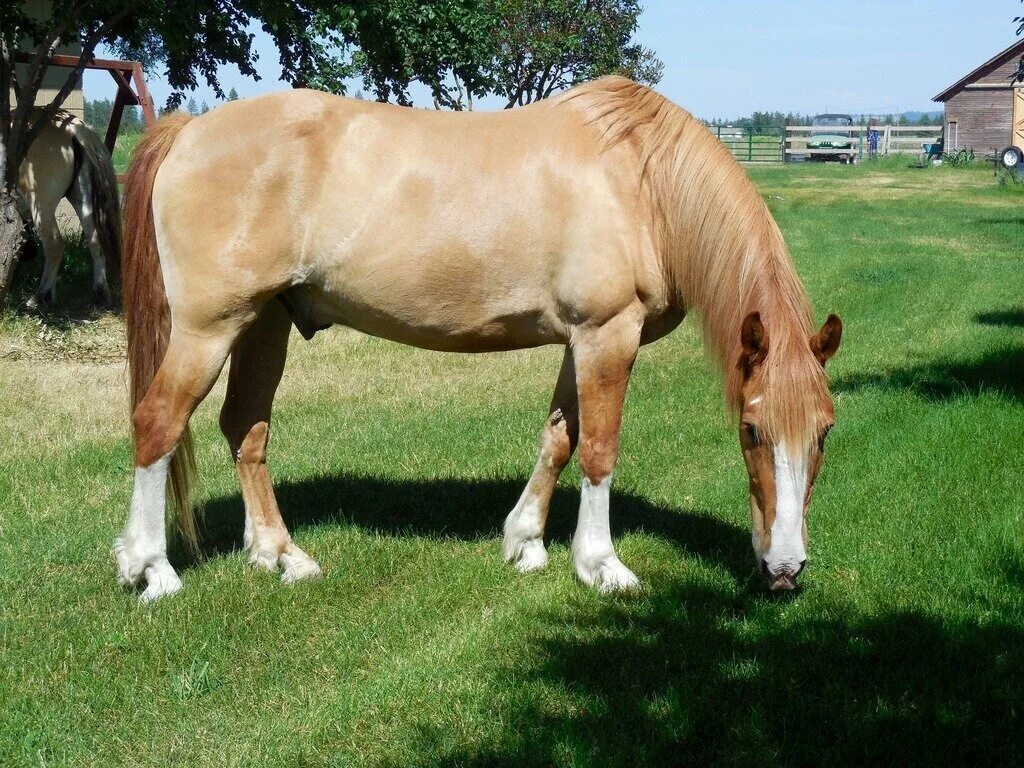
[784,125,943,161]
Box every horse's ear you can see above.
[810,314,842,366]
[740,312,769,371]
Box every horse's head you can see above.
[736,311,842,591]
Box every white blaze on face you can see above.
[765,443,809,575]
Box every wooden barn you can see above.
[933,40,1024,156]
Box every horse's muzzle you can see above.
[762,559,805,591]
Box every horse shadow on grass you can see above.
[195,481,1024,766]
[833,307,1024,403]
[196,473,754,583]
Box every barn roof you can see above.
[933,39,1024,102]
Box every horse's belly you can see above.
[290,280,565,352]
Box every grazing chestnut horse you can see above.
[115,77,841,602]
[19,111,120,307]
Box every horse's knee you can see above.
[578,436,618,484]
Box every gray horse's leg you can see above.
[67,171,111,307]
[30,194,65,308]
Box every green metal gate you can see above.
[710,125,785,163]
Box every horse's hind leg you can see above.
[29,194,64,308]
[116,329,237,601]
[219,301,321,584]
[67,174,111,307]
[503,348,578,572]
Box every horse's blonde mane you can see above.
[559,77,831,447]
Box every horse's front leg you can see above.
[570,311,642,593]
[503,348,579,572]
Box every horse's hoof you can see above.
[114,538,182,601]
[93,285,113,309]
[503,534,549,573]
[280,550,323,584]
[247,540,322,584]
[574,555,641,594]
[35,291,55,311]
[139,566,184,603]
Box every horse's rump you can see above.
[64,114,121,276]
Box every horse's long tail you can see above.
[70,121,121,278]
[121,113,200,552]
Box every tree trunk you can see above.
[0,184,25,311]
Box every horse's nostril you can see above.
[761,558,771,578]
[795,559,807,577]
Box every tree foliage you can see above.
[84,98,142,133]
[338,0,662,109]
[0,0,662,304]
[487,0,662,108]
[2,0,662,171]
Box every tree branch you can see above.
[15,0,91,125]
[1,38,11,140]
[4,40,23,105]
[1,39,11,183]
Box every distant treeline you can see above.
[83,90,237,134]
[83,98,143,134]
[705,110,943,133]
[85,96,942,137]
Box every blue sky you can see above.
[85,0,1024,119]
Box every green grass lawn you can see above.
[1,159,1022,766]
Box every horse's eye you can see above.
[743,422,761,447]
[818,424,833,451]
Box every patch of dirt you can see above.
[0,314,125,364]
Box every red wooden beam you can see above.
[13,51,139,71]
[13,50,156,154]
[130,62,157,126]
[104,87,126,153]
[108,67,139,105]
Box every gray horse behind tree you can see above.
[18,110,120,307]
